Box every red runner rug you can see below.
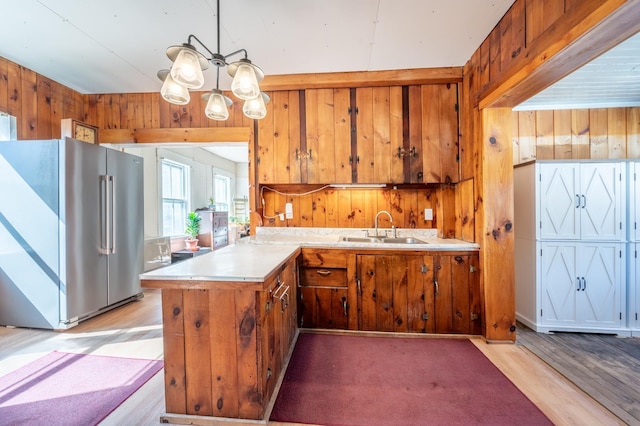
[271,333,552,426]
[0,351,163,426]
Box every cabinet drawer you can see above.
[301,249,347,268]
[300,267,347,287]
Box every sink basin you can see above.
[340,236,426,244]
[340,236,385,243]
[381,237,426,244]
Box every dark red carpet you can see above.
[270,333,552,426]
[0,351,163,426]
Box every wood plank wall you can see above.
[260,186,457,238]
[0,57,85,140]
[462,0,635,341]
[513,107,640,164]
[84,92,253,131]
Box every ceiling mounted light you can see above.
[157,0,268,121]
[243,92,270,120]
[158,69,190,105]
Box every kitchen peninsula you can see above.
[141,228,478,424]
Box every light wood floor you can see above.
[0,289,625,425]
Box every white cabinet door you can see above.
[539,163,580,240]
[579,243,623,329]
[538,162,623,241]
[631,163,640,242]
[539,241,623,329]
[631,243,639,332]
[540,242,579,326]
[579,163,623,240]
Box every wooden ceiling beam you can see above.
[99,127,251,144]
[259,67,463,91]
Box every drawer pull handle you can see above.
[316,270,332,276]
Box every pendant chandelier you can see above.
[157,0,269,120]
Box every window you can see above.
[161,159,189,236]
[214,174,231,211]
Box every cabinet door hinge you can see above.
[257,157,261,165]
[421,264,428,273]
[422,313,429,321]
[540,309,543,317]
[620,312,622,320]
[470,313,479,321]
[620,250,622,258]
[620,222,622,230]
[540,248,542,256]
[470,265,476,273]
[454,103,459,112]
[456,153,460,162]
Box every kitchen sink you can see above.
[340,236,426,244]
[381,237,426,244]
[340,236,385,243]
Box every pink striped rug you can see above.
[0,351,163,426]
[271,333,552,426]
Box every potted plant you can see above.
[185,211,202,251]
[208,196,215,209]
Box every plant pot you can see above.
[185,238,199,251]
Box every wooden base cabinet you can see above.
[156,256,298,422]
[355,252,481,334]
[297,249,356,329]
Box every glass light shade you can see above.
[160,72,190,105]
[243,94,267,119]
[170,48,205,89]
[204,90,230,121]
[231,63,260,100]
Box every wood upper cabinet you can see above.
[257,90,302,184]
[256,84,459,185]
[305,88,351,184]
[408,84,459,184]
[353,86,404,184]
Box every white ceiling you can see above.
[1,0,638,162]
[0,0,515,95]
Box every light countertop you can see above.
[139,243,300,282]
[247,227,479,251]
[140,227,478,283]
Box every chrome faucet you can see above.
[372,210,396,238]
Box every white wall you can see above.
[121,146,247,239]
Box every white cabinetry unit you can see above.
[538,162,624,240]
[539,241,624,331]
[630,242,639,334]
[629,162,640,335]
[515,160,629,336]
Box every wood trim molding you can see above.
[260,67,463,91]
[99,127,251,144]
[477,0,640,109]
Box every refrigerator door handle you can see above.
[100,175,110,254]
[110,175,116,254]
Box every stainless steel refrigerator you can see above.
[0,138,143,329]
